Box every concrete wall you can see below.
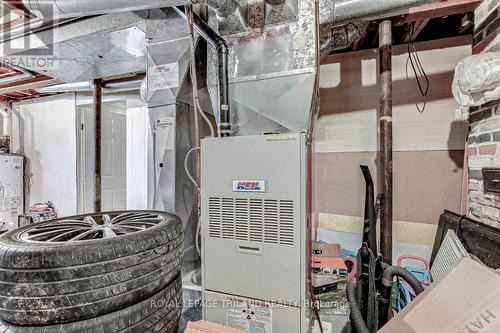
[467,0,500,228]
[314,36,471,259]
[126,103,150,210]
[12,94,78,217]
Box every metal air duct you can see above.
[320,0,434,27]
[266,0,287,5]
[173,6,231,136]
[22,0,241,21]
[22,0,189,18]
[0,64,35,86]
[35,79,144,93]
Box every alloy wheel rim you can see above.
[18,212,165,243]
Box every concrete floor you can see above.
[179,247,203,331]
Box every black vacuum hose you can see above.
[347,279,370,333]
[378,266,425,327]
[383,266,425,295]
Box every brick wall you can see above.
[468,101,500,227]
[473,0,500,54]
[468,1,500,227]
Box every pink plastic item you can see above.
[397,255,431,286]
[344,256,358,281]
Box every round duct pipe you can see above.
[325,0,434,26]
[22,0,190,18]
[266,0,286,5]
[35,81,94,93]
[22,0,240,20]
[35,79,143,94]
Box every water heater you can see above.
[0,154,24,231]
[201,133,309,333]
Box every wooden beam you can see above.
[0,17,26,31]
[394,0,481,25]
[458,13,474,34]
[403,18,430,43]
[1,0,33,18]
[352,26,370,51]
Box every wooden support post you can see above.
[93,79,102,213]
[379,20,393,264]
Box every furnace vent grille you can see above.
[208,197,295,246]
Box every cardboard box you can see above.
[184,321,246,333]
[313,243,341,258]
[380,258,500,333]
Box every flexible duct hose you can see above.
[349,266,425,332]
[378,265,425,327]
[346,279,370,333]
[382,266,425,295]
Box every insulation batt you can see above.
[452,52,500,107]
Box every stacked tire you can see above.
[0,211,184,333]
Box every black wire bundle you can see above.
[405,23,430,113]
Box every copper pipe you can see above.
[379,20,393,264]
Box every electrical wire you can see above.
[196,98,215,138]
[184,144,201,260]
[187,7,215,138]
[185,5,213,259]
[405,23,430,113]
[184,147,200,191]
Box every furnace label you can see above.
[226,299,273,333]
[148,62,179,91]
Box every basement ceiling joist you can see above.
[332,0,482,54]
[393,0,482,25]
[1,0,33,19]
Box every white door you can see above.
[101,106,127,211]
